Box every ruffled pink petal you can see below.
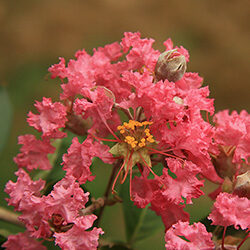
[62,137,114,184]
[165,221,214,250]
[162,159,204,205]
[5,168,45,209]
[14,135,55,170]
[214,110,250,164]
[208,192,250,230]
[3,232,46,250]
[54,216,103,250]
[27,97,67,139]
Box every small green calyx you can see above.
[109,142,152,171]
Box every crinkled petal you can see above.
[54,216,103,250]
[27,97,67,139]
[62,137,114,184]
[5,168,45,209]
[14,134,55,170]
[3,232,46,250]
[208,192,250,230]
[165,221,214,250]
[162,159,204,205]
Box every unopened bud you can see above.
[154,49,186,83]
[211,145,237,179]
[234,170,250,199]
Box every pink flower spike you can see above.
[208,192,250,230]
[27,97,67,139]
[14,134,55,170]
[165,221,214,250]
[5,168,45,210]
[3,232,46,250]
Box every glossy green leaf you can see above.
[120,178,163,245]
[0,86,12,155]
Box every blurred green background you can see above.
[0,0,249,249]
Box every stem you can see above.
[80,197,117,216]
[0,207,24,227]
[221,226,227,250]
[80,198,105,215]
[237,232,249,250]
[95,160,121,226]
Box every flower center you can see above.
[117,120,155,151]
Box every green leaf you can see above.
[0,86,12,155]
[120,178,163,246]
[42,240,60,249]
[100,241,132,250]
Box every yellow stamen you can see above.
[117,120,155,150]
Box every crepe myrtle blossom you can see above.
[4,32,250,249]
[48,32,219,202]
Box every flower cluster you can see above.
[3,32,249,249]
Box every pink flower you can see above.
[49,57,67,79]
[5,168,45,210]
[161,159,204,205]
[175,72,203,90]
[62,136,114,184]
[43,176,89,223]
[131,174,157,208]
[54,216,104,250]
[3,232,46,250]
[73,87,120,137]
[5,174,104,249]
[14,134,55,170]
[27,97,67,139]
[15,176,103,245]
[120,32,160,71]
[208,192,250,230]
[214,110,250,164]
[165,221,214,250]
[131,169,190,230]
[152,199,190,230]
